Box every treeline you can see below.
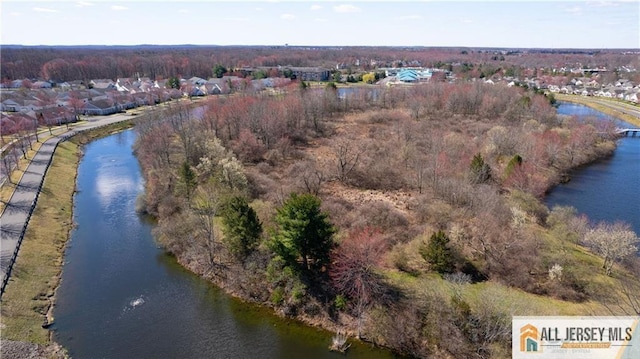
[133,82,636,358]
[2,45,638,83]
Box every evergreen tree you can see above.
[420,230,454,274]
[221,196,262,260]
[271,193,335,273]
[213,64,227,78]
[167,76,180,89]
[469,153,491,184]
[179,161,197,200]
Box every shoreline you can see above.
[2,97,635,357]
[554,94,640,128]
[0,120,135,359]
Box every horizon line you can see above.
[3,44,640,51]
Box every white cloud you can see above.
[179,9,189,13]
[34,7,59,13]
[281,13,296,20]
[333,4,361,13]
[563,6,582,14]
[10,11,22,16]
[396,15,422,21]
[460,18,473,24]
[95,164,138,207]
[311,5,322,11]
[76,1,94,7]
[111,5,128,11]
[314,18,328,22]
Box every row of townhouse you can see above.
[547,79,640,103]
[1,75,295,136]
[483,74,640,104]
[0,106,77,135]
[0,76,210,117]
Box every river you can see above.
[51,102,638,357]
[545,102,640,235]
[52,130,393,359]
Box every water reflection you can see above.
[54,129,394,359]
[94,155,138,207]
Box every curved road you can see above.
[557,95,640,127]
[587,97,640,121]
[0,113,136,297]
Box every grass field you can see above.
[0,141,79,343]
[555,94,640,127]
[0,121,134,345]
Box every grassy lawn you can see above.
[383,225,638,321]
[0,141,79,344]
[1,143,44,215]
[0,121,133,345]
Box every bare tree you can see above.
[191,185,223,274]
[334,139,361,183]
[2,153,16,184]
[166,103,197,164]
[290,160,325,195]
[583,221,638,276]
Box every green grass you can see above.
[0,141,79,344]
[555,94,640,127]
[382,223,638,320]
[0,120,134,344]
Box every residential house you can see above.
[83,99,118,115]
[39,107,76,126]
[90,79,116,90]
[32,81,52,89]
[1,95,25,112]
[625,91,639,103]
[201,83,222,95]
[188,77,207,86]
[0,113,36,135]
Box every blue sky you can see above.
[1,1,638,48]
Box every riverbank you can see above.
[0,120,134,359]
[554,94,640,128]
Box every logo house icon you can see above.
[520,324,539,352]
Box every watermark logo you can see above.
[520,323,540,352]
[513,316,640,358]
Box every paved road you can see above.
[586,98,640,123]
[558,95,640,126]
[0,113,136,297]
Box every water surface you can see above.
[546,103,639,235]
[53,129,393,359]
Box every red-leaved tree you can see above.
[330,227,388,337]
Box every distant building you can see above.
[288,67,330,81]
[397,69,419,83]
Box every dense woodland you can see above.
[133,81,639,358]
[2,45,639,83]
